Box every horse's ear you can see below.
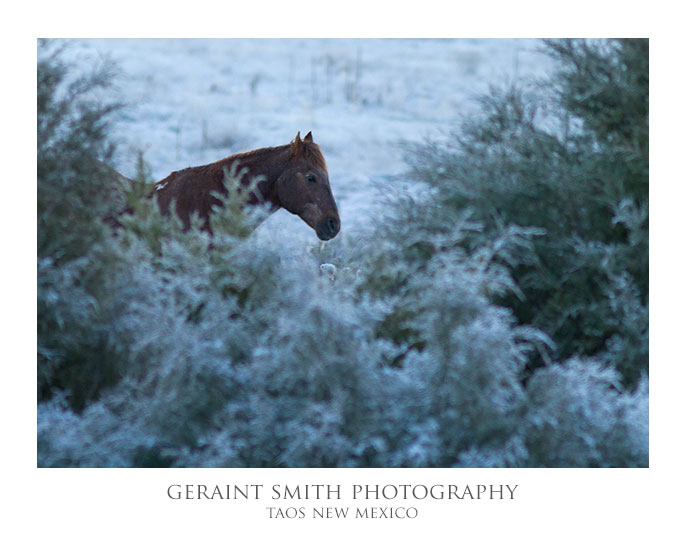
[292,132,303,156]
[304,131,313,143]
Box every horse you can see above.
[151,132,340,240]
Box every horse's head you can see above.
[276,132,340,240]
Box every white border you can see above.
[4,1,685,534]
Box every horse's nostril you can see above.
[327,218,339,234]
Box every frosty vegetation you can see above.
[37,39,648,468]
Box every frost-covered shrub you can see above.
[404,39,648,387]
[37,40,123,261]
[343,183,552,466]
[38,40,129,410]
[38,396,155,468]
[524,359,648,467]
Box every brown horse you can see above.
[152,132,340,240]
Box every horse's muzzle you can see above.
[315,217,340,240]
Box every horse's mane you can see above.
[227,145,284,162]
[212,139,328,172]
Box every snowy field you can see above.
[67,39,553,251]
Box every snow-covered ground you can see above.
[67,39,553,250]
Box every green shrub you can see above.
[403,39,648,387]
[38,40,128,410]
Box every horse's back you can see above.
[153,166,224,229]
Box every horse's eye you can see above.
[306,175,317,184]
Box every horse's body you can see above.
[152,132,340,240]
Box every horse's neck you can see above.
[214,145,290,207]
